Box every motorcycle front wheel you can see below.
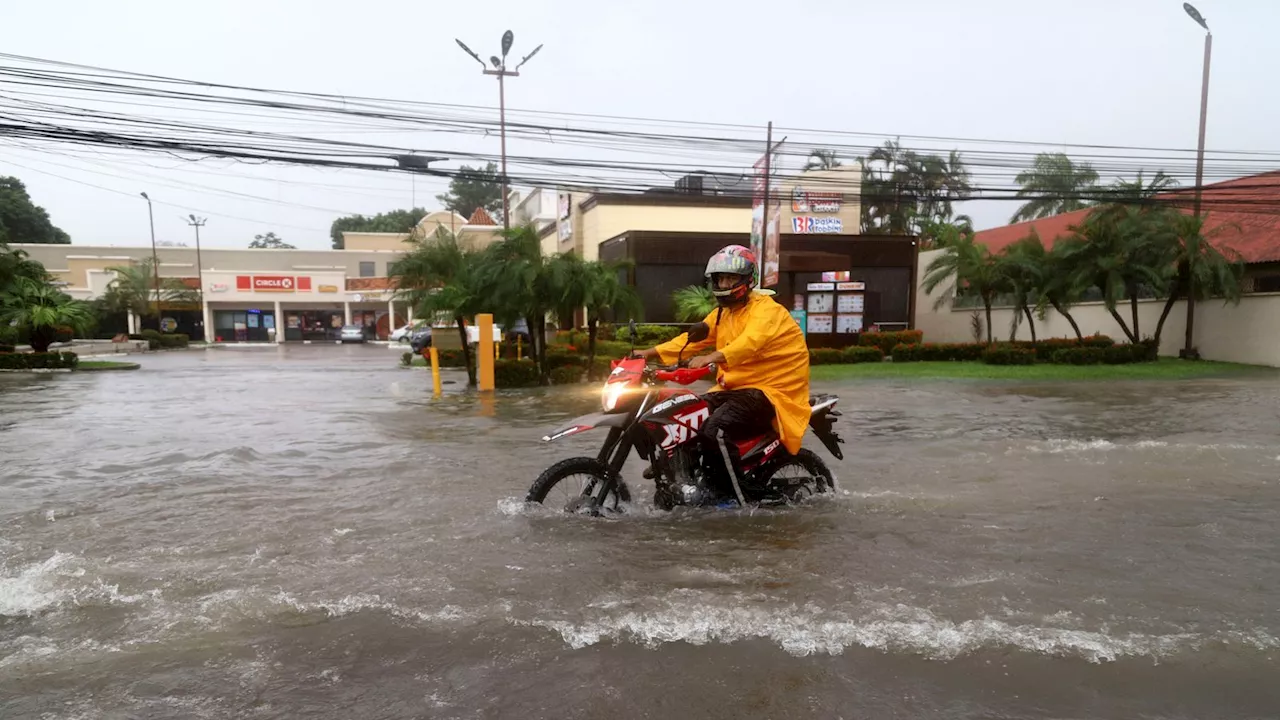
[526,457,631,514]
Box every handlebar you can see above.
[653,364,715,385]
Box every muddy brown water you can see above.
[2,345,1279,719]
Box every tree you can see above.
[548,254,642,375]
[436,163,503,223]
[329,207,430,249]
[470,224,560,384]
[0,277,94,352]
[859,140,972,236]
[998,235,1048,342]
[249,232,295,249]
[1,240,50,291]
[1033,233,1089,341]
[921,231,1005,344]
[804,149,842,171]
[0,176,71,244]
[389,227,482,386]
[102,258,199,322]
[1010,153,1100,223]
[1152,212,1245,349]
[672,285,716,322]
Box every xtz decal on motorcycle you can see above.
[658,405,710,449]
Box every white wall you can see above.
[915,248,1280,366]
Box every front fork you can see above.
[592,426,633,505]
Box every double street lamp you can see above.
[455,31,543,229]
[1181,2,1211,360]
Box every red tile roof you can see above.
[974,171,1280,264]
[466,207,498,226]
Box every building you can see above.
[915,171,1280,365]
[531,167,921,339]
[12,210,502,343]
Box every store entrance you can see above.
[213,309,276,343]
[284,310,344,342]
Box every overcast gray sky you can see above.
[3,0,1276,250]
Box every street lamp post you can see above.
[455,32,543,230]
[139,192,160,327]
[1181,2,1211,360]
[185,214,207,341]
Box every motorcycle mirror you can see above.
[686,322,710,343]
[628,320,638,348]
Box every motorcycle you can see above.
[526,321,845,514]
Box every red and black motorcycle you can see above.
[526,323,844,514]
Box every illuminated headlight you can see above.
[602,383,629,412]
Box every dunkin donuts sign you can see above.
[235,275,312,292]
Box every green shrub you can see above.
[842,346,884,364]
[53,326,74,344]
[401,351,413,366]
[860,330,923,355]
[1050,347,1105,365]
[157,333,189,349]
[1081,334,1116,348]
[618,324,686,346]
[0,352,79,370]
[588,356,615,381]
[437,348,467,367]
[893,342,987,362]
[0,325,19,346]
[1102,343,1157,364]
[591,340,634,359]
[494,359,541,388]
[544,349,585,369]
[549,365,584,385]
[982,346,1036,365]
[0,344,14,354]
[808,348,845,365]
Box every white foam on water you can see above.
[271,590,474,625]
[333,528,353,536]
[0,552,154,618]
[1020,438,1265,456]
[521,597,1276,663]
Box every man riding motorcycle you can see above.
[632,244,811,498]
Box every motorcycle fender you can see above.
[541,412,629,442]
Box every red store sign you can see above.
[235,275,312,292]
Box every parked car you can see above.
[340,325,370,343]
[391,321,428,343]
[408,327,433,354]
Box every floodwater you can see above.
[3,345,1280,719]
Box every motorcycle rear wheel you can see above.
[753,448,836,504]
[526,457,631,514]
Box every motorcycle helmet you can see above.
[704,244,757,307]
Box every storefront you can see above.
[283,310,344,342]
[213,309,277,343]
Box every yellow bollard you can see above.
[516,335,522,360]
[477,313,495,391]
[428,347,441,397]
[495,340,500,361]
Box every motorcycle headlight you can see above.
[602,383,629,412]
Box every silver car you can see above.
[339,325,369,343]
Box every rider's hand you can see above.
[688,352,723,369]
[630,347,659,360]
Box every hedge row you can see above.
[809,346,886,365]
[0,352,79,370]
[892,336,1155,366]
[859,330,923,355]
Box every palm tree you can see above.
[921,232,1005,344]
[998,234,1051,342]
[102,258,199,327]
[1,240,50,291]
[0,277,94,352]
[804,149,842,171]
[1010,153,1100,222]
[471,223,559,384]
[389,227,481,386]
[547,254,642,370]
[672,285,716,322]
[1152,212,1245,349]
[1058,208,1176,343]
[1033,233,1089,341]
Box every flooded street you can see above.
[3,345,1280,719]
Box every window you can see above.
[359,261,375,278]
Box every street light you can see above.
[185,214,207,341]
[1181,2,1211,360]
[455,32,544,230]
[139,192,160,326]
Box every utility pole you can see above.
[140,192,160,325]
[456,32,543,230]
[186,215,207,341]
[1182,2,1211,360]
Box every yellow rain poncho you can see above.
[655,291,811,454]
